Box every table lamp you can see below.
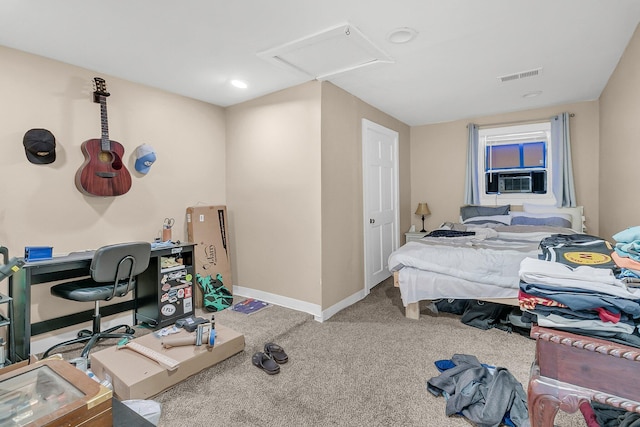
[415,203,431,232]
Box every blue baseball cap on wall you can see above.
[134,144,156,174]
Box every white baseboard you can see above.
[319,288,367,321]
[232,286,367,322]
[232,285,322,319]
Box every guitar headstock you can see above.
[92,77,110,103]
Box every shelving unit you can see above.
[0,292,14,366]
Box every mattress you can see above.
[389,224,575,306]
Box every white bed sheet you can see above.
[398,267,520,306]
[389,224,575,307]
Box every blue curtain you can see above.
[464,123,480,205]
[550,113,577,207]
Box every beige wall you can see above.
[409,22,640,240]
[599,24,640,240]
[3,45,409,327]
[226,81,410,310]
[410,101,601,235]
[0,46,226,330]
[320,82,410,308]
[226,82,323,305]
[0,46,226,254]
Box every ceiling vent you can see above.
[498,67,543,83]
[258,23,393,80]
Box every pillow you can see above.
[510,211,573,229]
[462,215,512,226]
[522,203,584,232]
[460,205,510,221]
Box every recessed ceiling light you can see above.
[231,79,248,89]
[523,91,542,98]
[387,27,418,44]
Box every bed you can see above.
[389,204,585,319]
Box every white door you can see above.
[362,119,399,292]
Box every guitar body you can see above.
[75,138,132,197]
[75,77,132,197]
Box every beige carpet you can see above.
[40,277,586,426]
[152,278,586,427]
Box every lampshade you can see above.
[415,203,431,216]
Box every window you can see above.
[486,141,546,170]
[478,122,553,205]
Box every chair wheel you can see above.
[125,326,135,335]
[77,330,91,338]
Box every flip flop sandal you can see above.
[252,352,280,375]
[264,342,288,364]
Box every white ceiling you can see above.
[2,0,639,126]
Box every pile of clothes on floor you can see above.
[427,354,529,427]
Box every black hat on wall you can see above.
[23,128,56,164]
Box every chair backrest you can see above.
[89,242,151,298]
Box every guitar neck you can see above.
[99,96,110,151]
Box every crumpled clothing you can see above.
[592,401,640,427]
[427,354,530,427]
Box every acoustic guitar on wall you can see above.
[75,77,132,197]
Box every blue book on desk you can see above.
[24,246,53,261]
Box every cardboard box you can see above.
[90,324,245,400]
[186,205,233,308]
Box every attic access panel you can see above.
[258,23,393,80]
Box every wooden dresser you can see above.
[0,359,112,426]
[528,326,640,426]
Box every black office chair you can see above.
[42,242,151,359]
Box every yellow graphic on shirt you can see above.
[563,252,612,265]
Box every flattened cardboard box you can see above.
[90,324,245,400]
[186,205,233,308]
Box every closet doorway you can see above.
[362,119,399,292]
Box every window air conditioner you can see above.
[485,171,546,194]
[499,174,531,193]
